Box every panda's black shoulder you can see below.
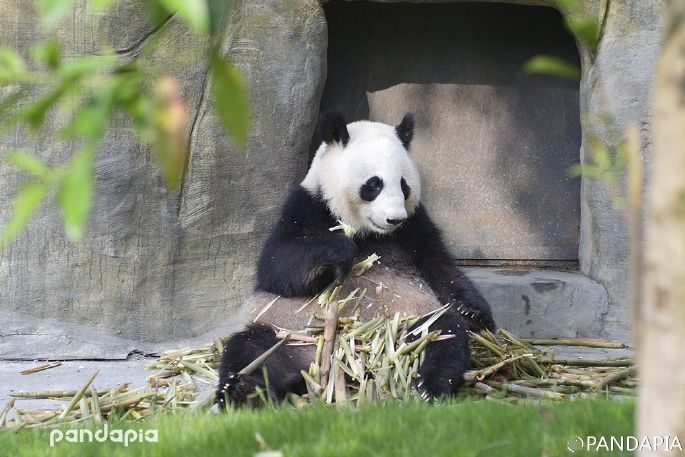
[276,185,337,233]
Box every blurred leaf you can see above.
[33,40,62,69]
[0,180,49,247]
[207,0,231,35]
[8,151,48,176]
[37,0,77,26]
[158,0,210,34]
[19,86,67,132]
[143,0,171,27]
[87,0,116,13]
[152,75,188,189]
[0,88,29,134]
[211,53,250,146]
[589,138,611,169]
[523,55,581,80]
[568,163,583,178]
[61,87,114,141]
[111,69,141,104]
[57,148,94,243]
[125,94,156,140]
[58,54,118,80]
[554,0,571,8]
[567,17,600,50]
[0,47,26,84]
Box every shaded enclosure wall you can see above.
[319,2,581,262]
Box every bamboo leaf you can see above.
[19,86,66,132]
[87,0,116,13]
[1,181,49,247]
[33,40,61,70]
[523,55,581,80]
[0,47,26,84]
[207,0,232,35]
[36,0,77,27]
[158,0,210,35]
[567,17,600,50]
[211,53,250,146]
[57,148,94,243]
[7,151,48,176]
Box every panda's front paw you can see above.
[308,236,358,292]
[215,373,257,409]
[321,234,358,269]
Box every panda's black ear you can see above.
[395,113,415,149]
[317,111,350,147]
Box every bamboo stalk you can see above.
[484,380,565,400]
[20,362,62,375]
[0,398,15,426]
[319,300,339,389]
[463,354,531,382]
[592,366,637,391]
[91,387,102,422]
[541,359,633,367]
[334,362,348,405]
[59,371,99,419]
[239,334,291,376]
[523,338,627,349]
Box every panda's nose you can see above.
[386,217,406,226]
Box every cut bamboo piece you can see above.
[484,380,565,400]
[523,338,628,349]
[59,371,99,419]
[319,300,339,390]
[20,362,62,375]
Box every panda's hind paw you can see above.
[455,302,496,332]
[215,373,258,408]
[412,376,451,403]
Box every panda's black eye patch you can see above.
[401,177,411,200]
[360,176,383,202]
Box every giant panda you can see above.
[216,111,495,407]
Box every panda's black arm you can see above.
[395,204,495,331]
[256,186,357,297]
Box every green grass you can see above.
[2,399,634,457]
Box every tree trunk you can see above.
[638,0,685,452]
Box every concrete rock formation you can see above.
[0,0,664,357]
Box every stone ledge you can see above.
[464,267,610,339]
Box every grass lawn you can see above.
[1,398,634,457]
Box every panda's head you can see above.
[301,111,422,236]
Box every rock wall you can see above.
[0,0,326,358]
[0,0,664,358]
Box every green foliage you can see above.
[524,0,602,81]
[523,56,582,80]
[0,0,250,248]
[569,120,630,208]
[0,181,49,247]
[158,0,210,34]
[523,0,627,196]
[211,52,251,146]
[57,148,95,242]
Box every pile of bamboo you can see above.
[267,298,635,406]
[0,255,635,428]
[0,315,634,429]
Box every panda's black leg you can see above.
[409,309,471,401]
[215,323,306,409]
